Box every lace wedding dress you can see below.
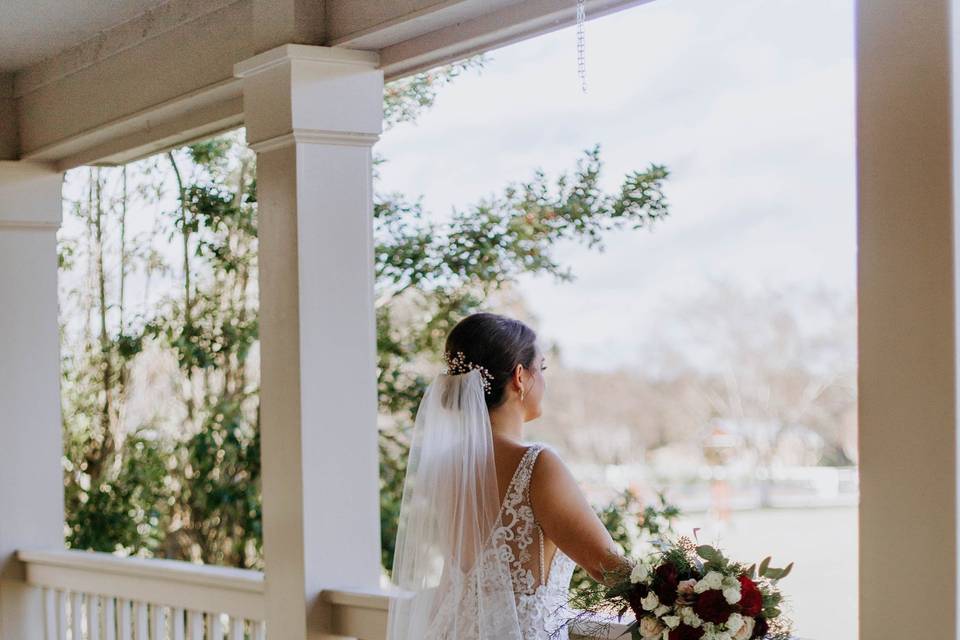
[420,443,577,640]
[387,370,576,640]
[497,443,577,640]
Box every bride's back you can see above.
[491,437,565,593]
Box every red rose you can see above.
[668,623,705,640]
[692,589,734,624]
[627,583,650,621]
[751,616,769,639]
[738,575,763,617]
[653,562,680,605]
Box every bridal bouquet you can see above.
[562,535,794,640]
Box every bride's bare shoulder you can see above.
[529,443,572,487]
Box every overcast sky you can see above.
[375,0,855,373]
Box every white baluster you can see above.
[228,617,243,640]
[186,611,203,640]
[43,587,57,640]
[251,621,265,640]
[104,597,116,640]
[209,612,222,640]
[56,589,68,640]
[118,598,131,640]
[151,604,166,640]
[171,608,185,640]
[70,591,83,640]
[87,595,100,640]
[134,601,148,640]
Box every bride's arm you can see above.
[529,446,633,586]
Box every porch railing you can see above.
[16,549,266,640]
[16,548,633,640]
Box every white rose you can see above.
[631,561,650,584]
[662,615,681,629]
[722,575,740,588]
[723,586,742,604]
[680,606,703,628]
[720,575,741,604]
[701,624,733,640]
[732,616,755,640]
[654,604,670,617]
[641,591,660,611]
[726,613,744,634]
[639,616,666,639]
[694,571,724,593]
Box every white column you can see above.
[234,45,383,639]
[857,2,958,638]
[0,161,64,640]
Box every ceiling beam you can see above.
[366,0,652,81]
[13,0,645,168]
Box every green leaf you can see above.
[779,561,794,579]
[758,556,772,574]
[697,545,722,563]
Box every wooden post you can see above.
[857,1,958,637]
[0,161,64,640]
[234,45,384,639]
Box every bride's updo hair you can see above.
[444,312,538,410]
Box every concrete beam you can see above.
[331,0,650,80]
[13,0,644,168]
[251,0,325,54]
[16,0,252,168]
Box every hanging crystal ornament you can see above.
[576,0,587,93]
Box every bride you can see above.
[386,312,632,640]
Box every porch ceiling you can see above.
[0,0,647,169]
[0,0,166,72]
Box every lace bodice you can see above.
[421,443,576,640]
[493,443,576,639]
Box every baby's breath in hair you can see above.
[443,350,494,394]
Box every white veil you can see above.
[385,367,523,640]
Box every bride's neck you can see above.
[489,411,524,442]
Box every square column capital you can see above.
[234,44,384,152]
[0,161,62,229]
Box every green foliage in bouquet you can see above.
[560,536,795,640]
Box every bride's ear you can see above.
[511,363,525,391]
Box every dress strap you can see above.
[520,443,546,501]
[522,444,548,584]
[538,524,545,584]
